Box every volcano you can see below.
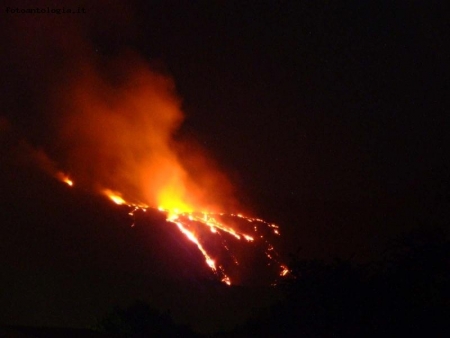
[0,155,284,332]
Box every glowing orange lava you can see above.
[56,172,73,187]
[103,189,127,205]
[52,176,290,285]
[12,12,289,286]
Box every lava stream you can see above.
[57,173,289,285]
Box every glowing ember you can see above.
[280,265,290,277]
[103,189,127,205]
[56,172,73,187]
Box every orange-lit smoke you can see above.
[53,52,236,214]
[1,0,238,219]
[0,4,289,285]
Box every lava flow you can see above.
[5,5,289,286]
[56,175,289,285]
[41,52,290,286]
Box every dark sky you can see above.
[131,1,449,257]
[1,0,448,333]
[128,2,449,209]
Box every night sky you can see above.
[1,0,448,334]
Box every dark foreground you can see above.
[2,224,449,337]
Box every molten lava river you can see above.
[54,176,289,286]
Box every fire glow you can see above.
[45,52,290,285]
[100,187,289,285]
[6,5,289,286]
[56,171,289,285]
[56,172,73,187]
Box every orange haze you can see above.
[54,52,236,214]
[1,1,238,217]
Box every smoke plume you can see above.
[1,1,237,213]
